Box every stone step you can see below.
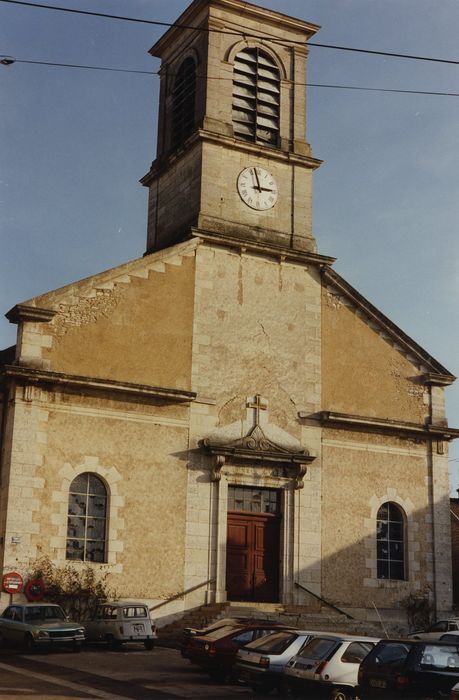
[156,601,394,648]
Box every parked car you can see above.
[0,603,85,652]
[83,601,157,650]
[408,620,459,640]
[236,628,325,695]
[450,681,459,699]
[181,617,270,657]
[358,638,459,699]
[283,632,380,700]
[187,621,295,681]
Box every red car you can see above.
[187,622,295,681]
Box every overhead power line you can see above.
[1,0,459,67]
[3,56,458,97]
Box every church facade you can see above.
[0,0,457,624]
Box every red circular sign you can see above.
[24,578,45,602]
[2,571,24,594]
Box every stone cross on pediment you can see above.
[246,394,268,428]
[200,392,316,489]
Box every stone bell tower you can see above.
[141,0,322,254]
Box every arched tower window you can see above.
[232,47,280,147]
[376,502,406,580]
[66,472,108,562]
[171,56,196,148]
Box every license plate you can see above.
[133,624,145,634]
[370,679,387,688]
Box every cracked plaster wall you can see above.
[322,289,429,423]
[44,255,196,391]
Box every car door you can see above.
[0,606,25,643]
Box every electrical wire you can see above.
[3,56,458,97]
[1,0,459,66]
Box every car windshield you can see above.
[24,606,66,623]
[246,632,298,654]
[298,637,337,660]
[419,644,459,671]
[204,625,244,640]
[371,642,412,665]
[122,606,148,619]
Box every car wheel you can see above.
[250,684,275,695]
[330,689,354,700]
[144,639,155,650]
[106,634,121,651]
[24,634,37,653]
[278,681,295,698]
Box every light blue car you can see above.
[235,628,326,694]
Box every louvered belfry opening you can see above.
[232,48,280,147]
[171,56,196,148]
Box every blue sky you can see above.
[1,0,458,487]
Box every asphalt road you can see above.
[0,645,259,699]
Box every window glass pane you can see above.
[342,642,374,663]
[68,493,86,516]
[86,517,106,540]
[70,473,88,494]
[232,630,253,644]
[390,541,404,561]
[389,521,403,540]
[66,539,84,560]
[88,494,107,517]
[388,503,403,522]
[67,516,86,539]
[88,475,106,496]
[389,561,405,580]
[377,560,389,579]
[377,503,389,519]
[86,541,105,562]
[299,638,337,660]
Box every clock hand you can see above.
[253,168,262,192]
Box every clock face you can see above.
[237,167,278,211]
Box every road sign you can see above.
[2,571,24,594]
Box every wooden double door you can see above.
[226,511,281,603]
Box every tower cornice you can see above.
[149,0,320,58]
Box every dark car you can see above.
[186,622,295,681]
[358,639,459,699]
[181,617,269,657]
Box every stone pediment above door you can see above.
[200,395,315,489]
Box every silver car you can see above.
[0,603,85,652]
[283,632,380,700]
[236,628,326,694]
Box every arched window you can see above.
[171,56,196,148]
[66,472,108,562]
[232,47,280,147]
[376,502,406,580]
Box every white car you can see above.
[282,632,380,700]
[83,601,157,650]
[408,619,459,640]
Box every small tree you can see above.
[29,556,116,621]
[401,587,434,632]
